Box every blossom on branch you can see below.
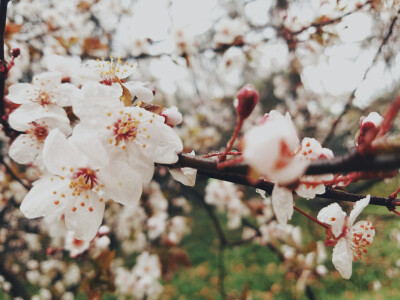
[20,129,143,241]
[72,82,183,183]
[317,196,375,279]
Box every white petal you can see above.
[9,135,40,164]
[126,148,155,183]
[65,191,105,241]
[271,185,294,224]
[295,182,325,199]
[43,129,88,175]
[317,203,346,237]
[133,110,183,163]
[68,132,109,169]
[9,103,69,131]
[98,161,143,205]
[270,158,309,185]
[124,81,154,103]
[332,238,353,279]
[33,72,62,87]
[73,82,122,123]
[20,176,68,218]
[54,83,82,107]
[169,167,197,186]
[6,83,34,104]
[348,195,370,226]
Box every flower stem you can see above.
[219,117,243,162]
[293,206,329,229]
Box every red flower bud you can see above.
[11,48,20,58]
[235,85,259,120]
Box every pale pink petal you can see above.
[65,191,105,241]
[20,176,68,218]
[9,135,40,164]
[271,185,294,224]
[348,195,370,227]
[317,202,346,237]
[332,237,353,279]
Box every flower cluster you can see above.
[7,58,184,241]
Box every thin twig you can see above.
[288,1,372,37]
[0,156,31,190]
[322,10,400,146]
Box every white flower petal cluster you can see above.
[115,252,163,300]
[244,111,333,224]
[214,18,248,45]
[317,196,375,279]
[205,180,249,230]
[8,60,183,241]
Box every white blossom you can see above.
[317,196,375,279]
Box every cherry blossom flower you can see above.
[83,57,154,104]
[9,116,71,166]
[7,71,80,110]
[246,113,333,224]
[214,18,248,45]
[317,196,375,279]
[295,138,334,199]
[72,82,183,182]
[20,129,143,241]
[112,16,151,57]
[243,110,308,185]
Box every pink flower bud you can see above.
[235,85,259,120]
[357,112,383,148]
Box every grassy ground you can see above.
[155,177,400,300]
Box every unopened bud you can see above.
[161,106,182,127]
[235,85,259,120]
[11,48,20,58]
[357,112,383,148]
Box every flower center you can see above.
[96,56,135,85]
[273,140,294,170]
[112,113,139,145]
[348,222,374,262]
[36,91,52,105]
[69,168,98,195]
[26,122,49,142]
